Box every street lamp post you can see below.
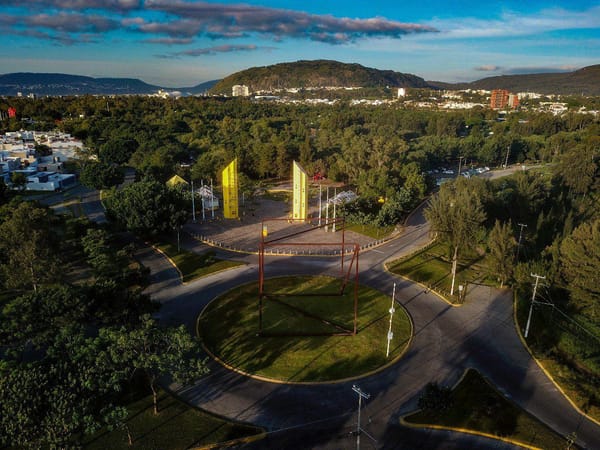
[386,283,396,358]
[191,180,196,223]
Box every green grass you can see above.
[198,276,412,382]
[387,242,494,302]
[154,241,243,283]
[515,294,600,422]
[83,387,262,450]
[346,223,395,239]
[405,369,568,449]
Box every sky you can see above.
[0,0,598,87]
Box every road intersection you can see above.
[68,167,598,449]
[141,203,599,449]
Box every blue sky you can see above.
[0,0,598,87]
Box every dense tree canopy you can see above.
[560,219,600,318]
[104,180,188,237]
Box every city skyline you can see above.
[0,0,598,87]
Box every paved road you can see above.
[146,200,599,449]
[58,165,596,449]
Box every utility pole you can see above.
[524,273,546,338]
[386,283,396,358]
[515,222,528,262]
[352,385,370,450]
[457,156,464,179]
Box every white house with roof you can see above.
[25,171,76,191]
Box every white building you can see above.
[232,85,250,97]
[25,171,76,191]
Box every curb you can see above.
[148,243,185,284]
[195,278,414,386]
[190,431,267,449]
[399,368,543,450]
[512,292,600,429]
[399,417,542,450]
[382,254,462,308]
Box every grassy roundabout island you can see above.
[197,276,412,382]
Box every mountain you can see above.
[210,60,432,94]
[429,65,600,96]
[2,62,599,97]
[0,73,164,96]
[178,79,220,95]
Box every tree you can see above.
[556,143,598,198]
[104,180,188,237]
[34,143,52,157]
[80,161,125,190]
[487,220,517,288]
[425,179,486,296]
[0,285,86,350]
[0,177,8,205]
[0,201,60,291]
[105,316,208,415]
[10,171,27,191]
[560,219,600,319]
[0,328,127,449]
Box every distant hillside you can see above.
[429,65,600,95]
[179,79,220,95]
[0,73,163,96]
[210,60,433,94]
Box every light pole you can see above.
[318,184,322,226]
[325,186,329,232]
[386,283,396,358]
[524,273,545,338]
[191,180,196,223]
[352,385,370,450]
[200,179,205,221]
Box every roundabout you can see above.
[197,276,412,383]
[143,198,600,449]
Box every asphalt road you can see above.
[52,166,597,449]
[146,201,599,449]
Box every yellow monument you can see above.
[222,158,239,219]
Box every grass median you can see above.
[404,369,568,449]
[154,241,244,283]
[198,275,411,382]
[387,242,494,302]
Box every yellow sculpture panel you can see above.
[292,161,308,221]
[222,158,239,219]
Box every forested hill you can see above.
[210,60,433,93]
[0,73,220,96]
[0,73,163,96]
[430,65,600,95]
